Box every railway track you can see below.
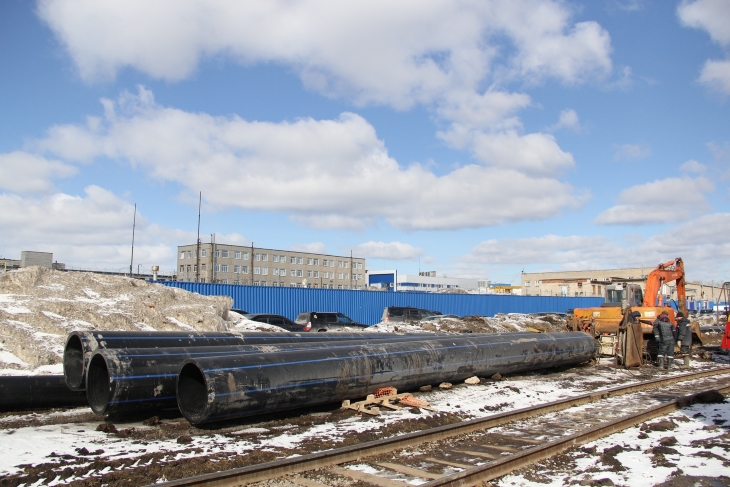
[156,367,730,487]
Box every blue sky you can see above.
[1,0,729,285]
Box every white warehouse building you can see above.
[368,270,484,292]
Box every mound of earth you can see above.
[0,267,232,373]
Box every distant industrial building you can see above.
[1,251,65,273]
[368,270,491,292]
[520,267,722,308]
[176,243,366,289]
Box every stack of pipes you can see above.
[2,330,598,423]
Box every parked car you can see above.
[242,313,311,332]
[294,312,369,332]
[419,314,460,322]
[381,306,438,323]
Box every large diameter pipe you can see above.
[0,375,88,411]
[65,330,432,391]
[86,335,450,416]
[177,332,597,424]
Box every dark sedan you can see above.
[242,313,311,332]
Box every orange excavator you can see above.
[567,257,701,358]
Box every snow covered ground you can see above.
[1,267,729,486]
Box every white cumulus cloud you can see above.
[34,88,588,231]
[38,1,614,106]
[594,177,715,225]
[678,0,730,96]
[0,152,77,193]
[0,186,192,271]
[351,241,423,261]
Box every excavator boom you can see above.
[643,257,687,316]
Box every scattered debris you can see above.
[342,388,437,415]
[439,382,453,390]
[464,376,480,385]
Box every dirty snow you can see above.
[0,267,232,372]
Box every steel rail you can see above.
[153,367,730,487]
[422,382,730,487]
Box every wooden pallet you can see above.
[341,388,437,415]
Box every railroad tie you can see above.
[424,457,474,469]
[330,466,407,487]
[453,449,499,460]
[375,462,443,480]
[287,475,332,487]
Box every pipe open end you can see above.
[177,362,208,424]
[63,334,85,391]
[86,353,111,415]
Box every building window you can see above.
[534,280,540,286]
[344,262,349,268]
[179,265,184,272]
[273,268,279,276]
[297,257,303,264]
[235,251,241,259]
[201,249,207,257]
[193,264,197,272]
[297,270,303,277]
[222,250,229,258]
[338,261,343,268]
[214,250,220,258]
[313,271,319,278]
[338,273,344,279]
[214,264,220,272]
[323,259,328,266]
[255,253,261,261]
[280,268,285,276]
[233,280,239,285]
[273,255,279,263]
[254,267,260,275]
[307,258,313,265]
[221,264,228,272]
[241,266,248,274]
[201,264,206,271]
[262,268,268,275]
[307,270,313,278]
[243,252,249,260]
[180,252,185,259]
[313,258,319,265]
[344,273,348,279]
[290,269,296,277]
[234,265,240,273]
[262,254,268,261]
[290,256,296,264]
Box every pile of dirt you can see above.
[0,267,232,372]
[369,313,567,334]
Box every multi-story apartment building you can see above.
[176,243,367,289]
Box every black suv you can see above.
[294,312,369,332]
[381,306,438,323]
[242,313,311,332]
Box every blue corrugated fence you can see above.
[157,282,604,325]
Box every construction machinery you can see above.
[567,257,702,362]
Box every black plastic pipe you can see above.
[0,375,88,411]
[65,330,437,391]
[177,332,597,424]
[85,334,456,415]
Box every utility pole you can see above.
[251,242,254,285]
[196,192,201,282]
[129,203,136,277]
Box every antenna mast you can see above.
[129,203,136,277]
[195,192,201,282]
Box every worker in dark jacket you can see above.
[674,311,692,367]
[653,310,675,370]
